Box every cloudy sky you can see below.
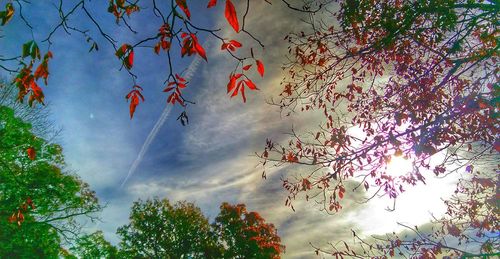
[0,1,461,257]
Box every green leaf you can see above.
[0,11,5,24]
[30,41,40,60]
[0,3,14,26]
[22,41,33,58]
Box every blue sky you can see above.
[0,1,464,258]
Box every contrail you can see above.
[119,43,208,188]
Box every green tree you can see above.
[0,105,101,257]
[213,203,284,259]
[70,231,118,259]
[117,198,220,259]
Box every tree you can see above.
[117,198,284,259]
[0,80,57,138]
[264,0,498,207]
[0,105,101,257]
[260,0,498,257]
[213,202,284,259]
[117,198,219,258]
[70,231,118,259]
[0,0,274,121]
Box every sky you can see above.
[0,1,465,258]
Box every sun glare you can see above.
[386,156,413,177]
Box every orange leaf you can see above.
[154,43,161,54]
[125,85,144,119]
[225,0,239,32]
[27,147,36,160]
[256,59,264,77]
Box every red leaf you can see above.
[192,35,207,61]
[225,0,239,32]
[175,74,186,82]
[227,74,236,93]
[338,185,345,199]
[231,87,239,97]
[175,0,191,19]
[207,0,217,8]
[230,40,242,47]
[126,50,134,69]
[244,79,258,90]
[163,87,175,92]
[256,59,264,77]
[241,83,246,102]
[27,147,36,160]
[242,64,252,71]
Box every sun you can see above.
[386,156,413,177]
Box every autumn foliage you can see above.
[263,0,498,210]
[117,198,284,258]
[214,203,284,258]
[260,0,499,257]
[0,1,267,120]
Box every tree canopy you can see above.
[69,231,118,259]
[0,105,101,257]
[213,202,284,259]
[117,198,218,258]
[116,198,284,259]
[260,0,499,257]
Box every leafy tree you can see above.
[213,202,284,259]
[70,231,118,259]
[117,199,284,259]
[260,0,499,257]
[117,198,219,259]
[264,0,498,208]
[0,105,101,257]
